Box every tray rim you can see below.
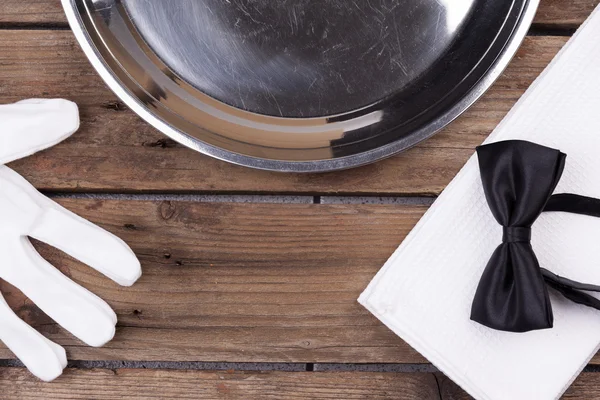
[61,0,540,173]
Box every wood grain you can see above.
[0,200,426,363]
[438,372,600,399]
[0,30,566,195]
[1,3,598,399]
[534,0,600,28]
[0,1,64,25]
[0,368,442,399]
[1,199,598,365]
[1,0,598,28]
[1,198,599,365]
[1,368,599,399]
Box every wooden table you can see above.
[1,1,600,398]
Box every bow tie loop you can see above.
[476,140,566,228]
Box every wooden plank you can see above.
[0,200,426,363]
[0,368,441,399]
[534,0,599,28]
[1,368,599,399]
[438,372,600,399]
[1,0,598,28]
[1,199,600,365]
[0,1,64,25]
[0,30,567,195]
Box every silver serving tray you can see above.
[62,0,539,172]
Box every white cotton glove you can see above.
[0,99,142,381]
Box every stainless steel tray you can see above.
[62,0,539,172]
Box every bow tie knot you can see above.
[502,226,531,243]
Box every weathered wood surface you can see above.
[437,372,600,400]
[1,3,600,399]
[2,0,598,28]
[0,200,426,363]
[0,368,442,400]
[1,31,566,194]
[535,0,600,28]
[1,368,599,399]
[1,199,598,365]
[0,1,65,25]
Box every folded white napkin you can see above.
[359,5,600,400]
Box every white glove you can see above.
[0,99,142,381]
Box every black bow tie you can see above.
[471,140,600,333]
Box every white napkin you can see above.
[359,5,600,400]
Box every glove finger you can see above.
[29,200,142,287]
[0,290,67,382]
[0,99,79,164]
[21,230,117,322]
[0,165,141,287]
[0,168,116,318]
[0,167,121,318]
[3,237,118,348]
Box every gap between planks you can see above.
[45,192,437,206]
[3,359,600,373]
[0,360,438,373]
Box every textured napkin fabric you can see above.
[359,5,600,400]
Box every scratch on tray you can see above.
[290,7,299,34]
[261,82,283,117]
